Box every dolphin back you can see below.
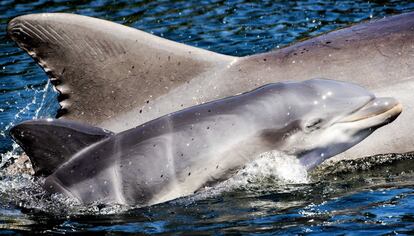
[10,119,114,176]
[7,13,235,132]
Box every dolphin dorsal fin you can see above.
[10,119,114,176]
[7,13,236,132]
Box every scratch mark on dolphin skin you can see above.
[59,29,84,53]
[24,22,52,43]
[374,44,391,58]
[45,24,65,42]
[58,28,77,49]
[9,22,72,119]
[96,39,111,60]
[103,39,116,57]
[82,37,99,58]
[92,39,107,61]
[36,24,60,44]
[18,24,42,42]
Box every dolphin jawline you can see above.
[338,98,402,124]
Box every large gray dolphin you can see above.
[10,79,402,206]
[6,12,414,162]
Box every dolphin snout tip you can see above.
[369,97,402,125]
[376,97,402,116]
[387,101,403,120]
[338,97,402,124]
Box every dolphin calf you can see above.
[6,12,414,162]
[10,79,401,206]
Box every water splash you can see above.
[231,151,309,185]
[0,143,20,169]
[0,80,56,168]
[0,151,412,217]
[0,164,130,216]
[2,81,52,134]
[182,151,309,206]
[33,80,53,119]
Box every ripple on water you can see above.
[1,0,414,234]
[0,151,413,233]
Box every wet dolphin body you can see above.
[6,12,414,162]
[10,79,402,206]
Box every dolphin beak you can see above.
[338,97,402,124]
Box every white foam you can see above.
[0,149,310,214]
[182,151,309,204]
[0,143,22,169]
[229,151,309,187]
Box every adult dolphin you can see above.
[6,12,414,161]
[10,79,402,206]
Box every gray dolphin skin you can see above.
[10,79,402,206]
[6,12,414,162]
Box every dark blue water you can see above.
[1,0,414,234]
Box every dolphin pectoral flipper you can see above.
[7,13,236,131]
[9,119,114,176]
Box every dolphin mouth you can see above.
[338,97,402,124]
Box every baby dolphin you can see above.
[10,79,401,206]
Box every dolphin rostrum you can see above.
[10,79,402,206]
[6,12,414,162]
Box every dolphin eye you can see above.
[304,118,323,132]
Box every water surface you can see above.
[1,0,414,234]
